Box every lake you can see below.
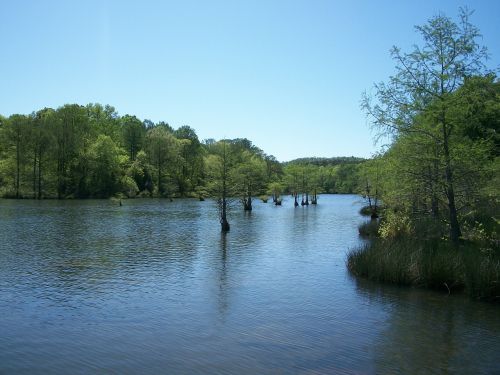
[0,195,498,374]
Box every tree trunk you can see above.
[243,188,252,211]
[366,180,372,209]
[157,147,162,196]
[57,137,65,199]
[38,148,42,199]
[32,149,37,199]
[311,189,318,205]
[16,134,20,199]
[220,142,230,232]
[442,120,461,244]
[428,164,439,218]
[221,192,230,232]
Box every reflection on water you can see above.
[354,279,500,374]
[0,196,498,374]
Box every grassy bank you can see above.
[348,223,500,301]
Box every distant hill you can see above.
[283,156,366,166]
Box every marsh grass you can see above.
[358,219,381,238]
[347,236,500,301]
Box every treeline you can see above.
[285,156,365,167]
[349,9,499,300]
[0,104,364,200]
[283,157,365,195]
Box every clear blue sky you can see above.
[1,1,499,161]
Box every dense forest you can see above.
[0,106,364,201]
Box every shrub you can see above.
[379,212,414,239]
[120,176,139,198]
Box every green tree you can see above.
[362,8,489,243]
[86,103,121,144]
[1,115,31,197]
[121,115,146,161]
[87,135,127,197]
[359,155,384,216]
[264,154,283,182]
[52,104,89,198]
[145,125,179,197]
[232,151,267,211]
[128,150,154,195]
[267,181,285,205]
[173,125,204,195]
[283,164,302,205]
[31,108,55,199]
[205,140,238,231]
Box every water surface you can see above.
[0,195,498,374]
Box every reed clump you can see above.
[348,218,499,301]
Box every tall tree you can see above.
[173,125,204,195]
[2,115,31,197]
[88,135,126,197]
[31,108,55,199]
[205,140,237,232]
[86,103,121,143]
[121,115,146,161]
[145,125,179,197]
[128,150,154,194]
[362,8,489,244]
[52,104,88,198]
[233,151,267,211]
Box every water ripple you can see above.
[0,196,498,374]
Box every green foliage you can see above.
[378,212,414,239]
[121,115,145,161]
[232,151,267,208]
[282,162,362,195]
[173,126,204,195]
[120,175,139,198]
[285,156,366,167]
[144,125,180,197]
[87,135,126,197]
[127,150,152,194]
[0,106,364,200]
[362,8,498,244]
[351,9,500,300]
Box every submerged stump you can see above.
[221,218,230,232]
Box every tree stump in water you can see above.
[221,218,230,232]
[243,196,252,211]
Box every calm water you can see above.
[0,195,498,374]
